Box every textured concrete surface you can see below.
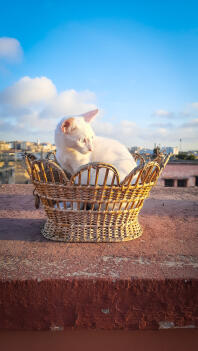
[1,329,198,351]
[0,184,198,330]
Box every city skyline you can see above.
[0,0,198,150]
[1,139,198,154]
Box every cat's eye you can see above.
[79,138,86,143]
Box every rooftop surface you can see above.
[1,184,197,280]
[0,185,198,330]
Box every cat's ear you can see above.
[61,118,76,134]
[81,109,98,123]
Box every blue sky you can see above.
[0,0,198,149]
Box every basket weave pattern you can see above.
[25,152,170,242]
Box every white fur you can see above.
[91,136,136,182]
[55,116,94,175]
[55,111,137,185]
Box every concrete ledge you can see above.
[0,185,198,330]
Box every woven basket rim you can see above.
[26,152,170,188]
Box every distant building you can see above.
[40,143,55,152]
[51,144,56,151]
[0,141,11,151]
[158,160,198,187]
[163,146,179,155]
[129,146,141,153]
[139,148,153,155]
[21,141,34,151]
[15,141,56,153]
[187,150,198,157]
[10,141,22,150]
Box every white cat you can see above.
[55,109,137,185]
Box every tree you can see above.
[177,152,196,160]
[152,146,160,159]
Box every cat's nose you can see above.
[88,145,93,151]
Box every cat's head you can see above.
[55,109,98,154]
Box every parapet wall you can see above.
[0,185,198,330]
[158,163,198,186]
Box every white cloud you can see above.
[119,120,138,137]
[92,118,143,147]
[152,109,173,119]
[92,119,114,136]
[0,76,97,142]
[181,118,198,129]
[41,89,96,119]
[0,76,57,107]
[157,127,168,136]
[92,116,198,150]
[0,75,198,150]
[91,118,138,144]
[149,122,173,129]
[0,37,23,62]
[177,103,198,119]
[191,102,198,110]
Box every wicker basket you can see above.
[24,152,170,242]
